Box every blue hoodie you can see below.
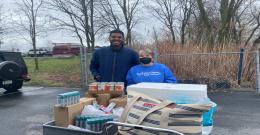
[90,46,139,83]
[126,63,177,85]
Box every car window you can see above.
[3,52,26,66]
[0,54,4,63]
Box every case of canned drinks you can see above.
[74,115,113,132]
[57,91,80,107]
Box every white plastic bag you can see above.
[112,107,124,121]
[81,105,107,116]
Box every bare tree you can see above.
[195,0,257,45]
[230,0,255,44]
[15,0,44,70]
[98,0,123,30]
[149,0,178,45]
[48,0,100,51]
[217,0,246,43]
[196,0,214,47]
[245,8,260,46]
[115,0,141,46]
[0,4,5,48]
[178,0,193,45]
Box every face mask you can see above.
[140,57,152,64]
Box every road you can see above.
[0,87,260,135]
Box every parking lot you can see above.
[0,87,260,135]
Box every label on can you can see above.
[98,82,107,91]
[115,82,124,92]
[104,82,115,92]
[89,82,98,91]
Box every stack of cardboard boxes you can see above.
[54,96,96,127]
[86,82,127,107]
[54,82,127,127]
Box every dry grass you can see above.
[24,43,256,89]
[129,42,256,88]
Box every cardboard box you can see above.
[97,94,111,106]
[127,83,208,101]
[54,103,83,127]
[109,96,127,107]
[79,98,96,106]
[86,91,124,99]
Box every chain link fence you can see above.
[79,46,94,89]
[158,51,257,90]
[21,45,259,91]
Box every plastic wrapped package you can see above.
[81,105,107,117]
[112,107,124,121]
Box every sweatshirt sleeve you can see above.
[89,50,100,80]
[163,65,177,83]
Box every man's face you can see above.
[109,33,124,47]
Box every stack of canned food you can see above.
[57,91,80,107]
[74,115,113,132]
[89,82,124,92]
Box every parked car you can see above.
[28,48,52,57]
[0,51,30,93]
[52,45,80,57]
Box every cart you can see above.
[43,121,185,135]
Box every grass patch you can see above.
[24,57,83,87]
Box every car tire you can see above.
[0,61,22,80]
[3,80,23,92]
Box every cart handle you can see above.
[103,121,185,135]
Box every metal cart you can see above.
[43,121,184,135]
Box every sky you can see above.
[4,0,259,53]
[0,0,160,52]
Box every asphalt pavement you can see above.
[208,90,260,134]
[0,87,260,135]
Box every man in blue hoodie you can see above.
[126,48,177,85]
[90,29,139,83]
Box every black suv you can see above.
[0,51,30,92]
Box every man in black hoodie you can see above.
[90,29,139,84]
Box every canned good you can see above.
[98,82,107,91]
[57,91,80,107]
[95,118,100,131]
[75,116,80,127]
[87,119,94,130]
[80,115,114,131]
[115,82,124,92]
[57,95,63,106]
[89,82,98,91]
[104,82,115,92]
[80,117,84,128]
